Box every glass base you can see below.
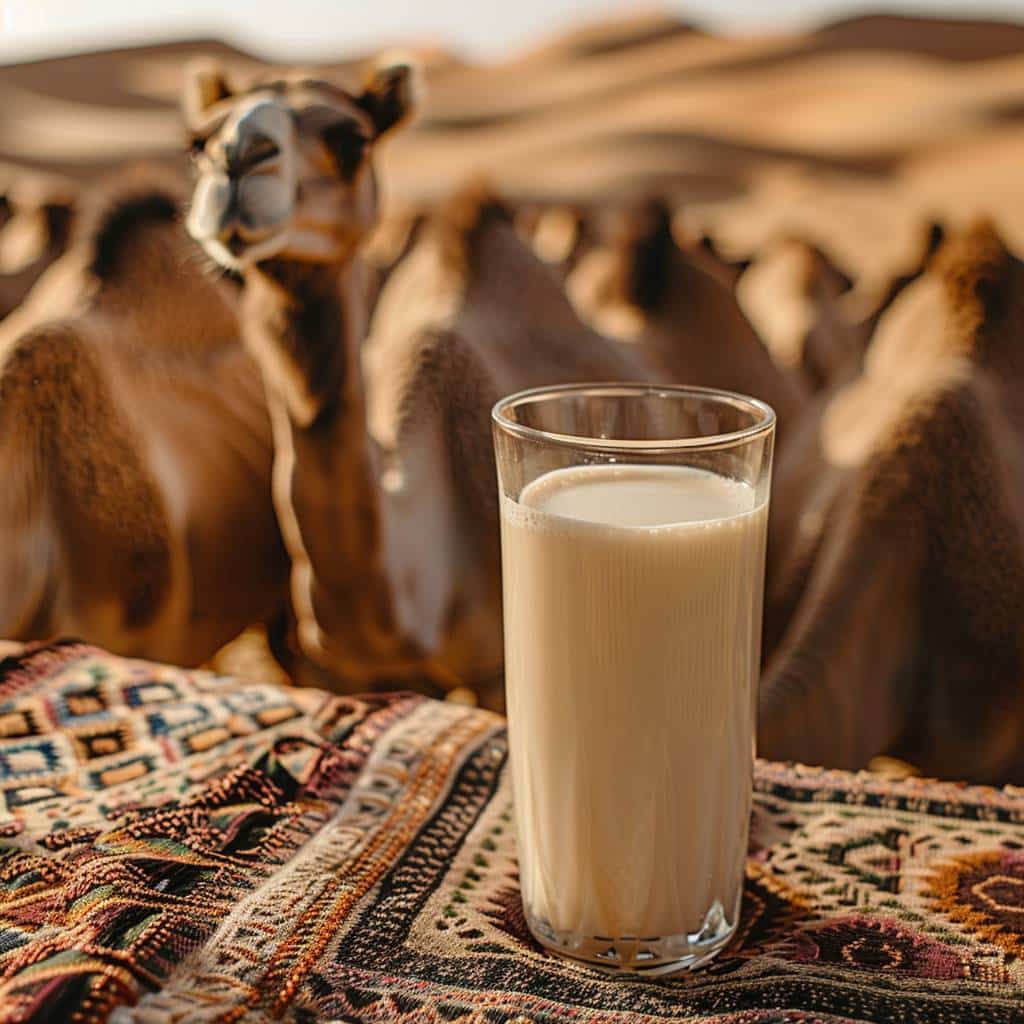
[526,900,736,976]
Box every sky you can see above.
[2,0,1024,63]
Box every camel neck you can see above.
[243,258,365,429]
[241,254,395,677]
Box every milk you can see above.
[500,463,767,942]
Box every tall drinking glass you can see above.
[492,383,774,975]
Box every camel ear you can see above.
[182,59,234,128]
[357,61,418,138]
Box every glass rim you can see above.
[491,382,776,453]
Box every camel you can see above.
[0,168,288,665]
[760,221,1024,784]
[0,175,75,320]
[557,200,807,435]
[736,238,857,393]
[737,223,946,395]
[753,224,947,657]
[558,206,983,708]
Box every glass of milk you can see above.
[492,383,774,975]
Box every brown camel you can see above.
[559,200,807,436]
[0,169,287,664]
[737,237,856,393]
[0,175,75,320]
[737,222,946,395]
[756,224,947,659]
[760,221,1024,784]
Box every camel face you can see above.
[184,61,417,269]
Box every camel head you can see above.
[183,60,416,270]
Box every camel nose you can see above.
[225,131,281,179]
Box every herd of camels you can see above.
[1,13,1023,784]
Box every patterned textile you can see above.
[0,643,1022,1023]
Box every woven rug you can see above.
[0,643,1022,1022]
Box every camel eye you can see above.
[233,133,280,175]
[321,122,368,180]
[244,135,280,166]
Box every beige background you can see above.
[2,0,1024,63]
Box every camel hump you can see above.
[432,182,510,273]
[77,169,182,281]
[0,324,174,632]
[933,219,1016,352]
